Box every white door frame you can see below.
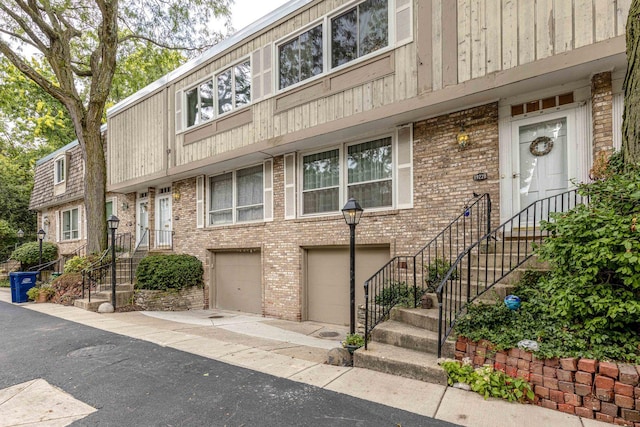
[135,196,149,247]
[155,187,172,247]
[499,106,589,223]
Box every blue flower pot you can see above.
[504,295,521,310]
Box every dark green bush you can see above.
[10,241,58,268]
[374,281,419,308]
[135,254,203,291]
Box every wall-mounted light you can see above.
[173,188,181,202]
[121,201,129,211]
[456,124,470,150]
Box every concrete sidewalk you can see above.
[0,288,609,427]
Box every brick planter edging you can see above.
[455,336,640,426]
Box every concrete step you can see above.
[74,289,134,311]
[354,341,448,385]
[390,307,441,331]
[370,319,455,356]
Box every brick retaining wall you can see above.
[456,336,640,426]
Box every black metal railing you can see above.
[435,189,587,356]
[26,241,89,279]
[82,233,133,302]
[130,229,150,282]
[151,229,174,250]
[364,193,492,349]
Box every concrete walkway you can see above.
[0,288,610,427]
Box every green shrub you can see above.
[374,281,419,308]
[63,256,91,273]
[135,254,203,291]
[342,333,365,348]
[10,242,58,268]
[440,359,534,403]
[425,258,458,291]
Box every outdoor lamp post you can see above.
[37,229,46,266]
[107,215,120,310]
[16,229,24,249]
[342,197,363,335]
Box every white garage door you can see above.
[306,246,390,325]
[213,251,262,314]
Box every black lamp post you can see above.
[37,229,46,266]
[107,215,120,310]
[342,197,363,335]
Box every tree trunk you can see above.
[82,127,108,254]
[623,0,640,166]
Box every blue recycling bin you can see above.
[9,272,39,303]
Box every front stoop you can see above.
[354,342,448,385]
[73,284,134,311]
[356,307,454,383]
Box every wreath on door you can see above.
[529,136,554,156]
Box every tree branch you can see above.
[0,2,49,52]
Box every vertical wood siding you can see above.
[108,91,165,184]
[451,0,630,85]
[108,0,628,186]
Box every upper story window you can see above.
[186,79,214,128]
[276,0,392,92]
[301,136,392,215]
[54,155,66,184]
[279,24,323,90]
[183,59,251,130]
[208,164,264,225]
[331,0,389,68]
[217,60,251,115]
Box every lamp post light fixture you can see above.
[37,229,46,266]
[107,215,120,310]
[16,229,24,249]
[342,197,363,335]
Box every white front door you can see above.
[136,199,149,246]
[509,111,575,223]
[156,190,172,247]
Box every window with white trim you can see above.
[217,60,251,115]
[208,164,264,225]
[62,207,79,240]
[331,0,389,68]
[301,136,393,215]
[185,79,214,128]
[279,24,323,90]
[183,59,252,130]
[54,156,66,184]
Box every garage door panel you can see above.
[306,246,389,325]
[215,252,262,314]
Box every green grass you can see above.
[0,279,10,288]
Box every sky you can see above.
[230,0,291,31]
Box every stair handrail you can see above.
[81,232,133,302]
[26,241,90,276]
[434,188,588,357]
[364,193,491,349]
[129,229,150,283]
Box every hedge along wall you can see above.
[456,337,640,426]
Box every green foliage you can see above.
[425,258,458,290]
[440,359,535,403]
[10,242,58,268]
[63,256,91,274]
[535,167,640,357]
[343,333,365,348]
[135,254,203,291]
[0,279,9,288]
[374,281,419,308]
[26,284,54,301]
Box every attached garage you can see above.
[305,245,390,325]
[211,250,262,314]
